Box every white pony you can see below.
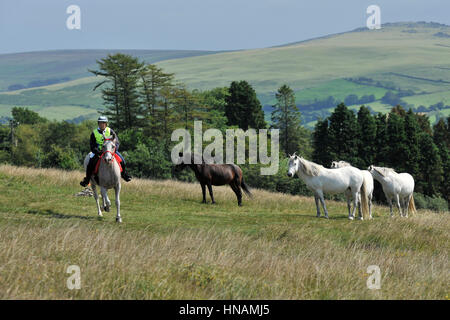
[368,165,416,218]
[83,136,122,223]
[287,154,369,220]
[331,160,374,219]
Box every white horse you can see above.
[287,154,369,220]
[83,136,122,223]
[368,165,416,218]
[331,160,374,219]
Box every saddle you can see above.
[93,153,123,183]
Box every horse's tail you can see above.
[241,179,253,198]
[360,179,370,219]
[408,194,417,215]
[233,165,253,198]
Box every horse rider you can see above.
[80,116,132,187]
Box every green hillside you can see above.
[0,165,448,299]
[1,22,450,125]
[0,49,220,92]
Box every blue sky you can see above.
[0,0,448,54]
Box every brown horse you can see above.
[175,153,252,206]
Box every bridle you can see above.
[100,138,116,163]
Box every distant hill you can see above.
[0,49,221,92]
[1,22,450,126]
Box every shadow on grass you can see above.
[27,209,99,221]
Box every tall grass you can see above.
[0,165,448,299]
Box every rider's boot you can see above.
[120,161,132,182]
[80,157,97,187]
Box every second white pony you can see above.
[368,165,416,217]
[331,160,374,219]
[287,154,369,220]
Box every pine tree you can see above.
[417,132,443,196]
[224,81,266,130]
[374,113,388,166]
[327,103,358,165]
[271,85,309,156]
[385,112,408,172]
[403,109,420,178]
[312,118,331,166]
[90,53,145,130]
[433,118,450,149]
[356,105,376,167]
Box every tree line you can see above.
[0,53,448,211]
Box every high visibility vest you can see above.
[93,127,111,150]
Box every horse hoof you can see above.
[116,217,122,223]
[348,216,354,220]
[324,215,329,219]
[358,217,364,221]
[104,206,110,212]
[98,213,103,217]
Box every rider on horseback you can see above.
[80,116,132,187]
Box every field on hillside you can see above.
[0,165,448,299]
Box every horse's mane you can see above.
[299,158,323,176]
[334,160,351,167]
[373,166,397,177]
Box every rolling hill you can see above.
[1,22,450,126]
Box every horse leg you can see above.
[115,184,121,223]
[230,182,242,206]
[314,194,321,217]
[402,197,408,218]
[207,183,215,204]
[356,191,364,220]
[387,198,394,217]
[317,191,329,219]
[101,187,111,212]
[404,194,412,218]
[91,184,102,217]
[345,191,352,218]
[368,194,373,219]
[200,183,206,204]
[347,189,358,220]
[395,194,402,217]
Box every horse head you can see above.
[287,153,300,177]
[102,138,116,164]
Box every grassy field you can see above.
[0,165,448,299]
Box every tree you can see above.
[374,113,388,166]
[11,107,47,125]
[90,53,145,130]
[356,105,376,167]
[312,118,331,166]
[385,112,408,172]
[139,64,174,137]
[403,109,421,178]
[327,103,358,165]
[417,132,443,196]
[433,118,450,149]
[224,81,266,130]
[271,85,309,156]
